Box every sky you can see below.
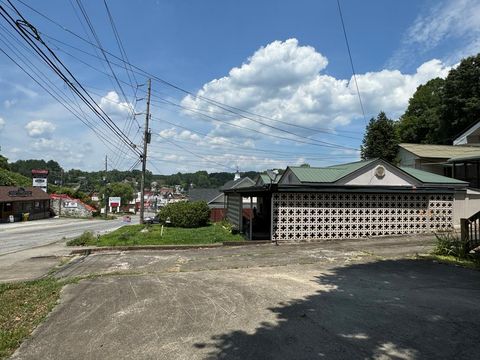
[0,0,479,175]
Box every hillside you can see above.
[0,168,32,187]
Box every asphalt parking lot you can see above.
[11,236,480,360]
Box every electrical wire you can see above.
[39,36,360,150]
[153,133,236,171]
[337,0,367,125]
[13,0,363,141]
[0,0,142,158]
[0,25,137,161]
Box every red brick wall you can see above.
[210,208,226,222]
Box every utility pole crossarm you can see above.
[139,79,151,224]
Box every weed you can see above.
[433,232,470,258]
[66,231,96,246]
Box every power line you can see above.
[150,98,357,151]
[149,118,358,159]
[73,0,138,170]
[13,0,363,141]
[0,0,142,158]
[0,25,137,161]
[153,133,236,171]
[337,0,367,125]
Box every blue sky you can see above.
[0,0,479,174]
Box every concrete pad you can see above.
[53,235,435,279]
[11,260,480,360]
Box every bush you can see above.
[158,201,210,228]
[218,219,239,234]
[66,231,96,246]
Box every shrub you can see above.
[434,232,469,258]
[218,219,239,234]
[158,201,210,228]
[66,231,96,246]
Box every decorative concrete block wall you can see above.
[272,192,453,241]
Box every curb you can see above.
[69,241,273,255]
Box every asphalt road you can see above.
[0,215,139,256]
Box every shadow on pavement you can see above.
[195,259,480,359]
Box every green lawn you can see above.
[69,223,245,247]
[0,279,62,360]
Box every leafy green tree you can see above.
[397,78,444,144]
[361,112,399,163]
[0,154,9,170]
[102,182,134,206]
[438,54,480,144]
[0,168,31,186]
[300,163,311,168]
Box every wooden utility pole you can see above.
[139,79,151,224]
[104,155,108,219]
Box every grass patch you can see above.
[422,254,480,270]
[66,231,97,246]
[429,232,480,270]
[0,278,62,359]
[68,223,245,247]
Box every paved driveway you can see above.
[11,236,480,360]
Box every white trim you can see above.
[454,121,480,145]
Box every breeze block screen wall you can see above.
[272,192,454,241]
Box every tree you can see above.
[361,112,399,163]
[438,53,480,144]
[300,163,311,168]
[0,154,9,170]
[397,78,445,144]
[103,182,134,206]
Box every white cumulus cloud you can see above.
[99,91,133,116]
[181,38,451,141]
[0,117,5,132]
[25,120,56,138]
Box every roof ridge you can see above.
[289,158,375,171]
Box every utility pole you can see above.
[139,79,152,224]
[104,155,108,219]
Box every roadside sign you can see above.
[109,197,121,207]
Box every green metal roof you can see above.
[289,159,376,183]
[288,159,466,186]
[399,167,468,184]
